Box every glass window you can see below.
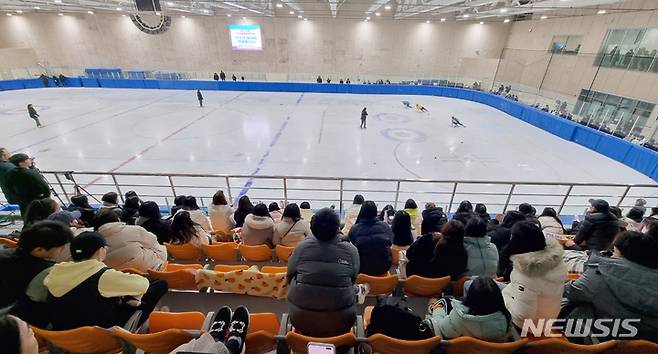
[549,35,582,54]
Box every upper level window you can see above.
[595,28,658,73]
[549,35,583,54]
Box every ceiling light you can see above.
[504,19,510,23]
[540,15,548,19]
[116,7,122,11]
[364,19,368,22]
[54,0,62,3]
[34,6,40,9]
[16,10,23,13]
[426,20,430,23]
[122,14,126,17]
[463,14,470,18]
[203,9,209,13]
[227,14,231,17]
[166,1,173,5]
[303,18,307,21]
[181,15,186,18]
[6,13,12,17]
[597,10,606,14]
[385,5,391,10]
[87,10,93,14]
[58,13,63,16]
[440,18,446,22]
[155,12,161,15]
[298,15,302,18]
[289,11,294,14]
[276,3,283,8]
[375,12,381,16]
[242,16,246,19]
[366,16,371,20]
[479,21,484,24]
[500,8,507,13]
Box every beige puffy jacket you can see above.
[97,222,167,272]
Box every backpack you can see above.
[366,295,428,340]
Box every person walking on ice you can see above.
[451,116,466,127]
[197,90,204,107]
[360,107,368,129]
[27,104,42,128]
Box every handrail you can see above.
[11,170,653,217]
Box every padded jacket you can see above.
[97,222,167,271]
[574,212,620,251]
[347,217,393,276]
[463,236,499,278]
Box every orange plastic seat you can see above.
[165,263,204,271]
[214,264,250,272]
[111,311,205,354]
[275,245,295,262]
[367,333,443,354]
[285,331,357,354]
[444,336,529,354]
[0,237,18,248]
[239,244,273,262]
[119,267,147,276]
[147,267,199,290]
[356,273,400,295]
[165,243,204,261]
[603,339,658,354]
[391,245,408,266]
[452,275,472,298]
[403,275,451,297]
[524,338,618,354]
[202,242,239,262]
[261,266,288,274]
[568,273,581,281]
[32,326,123,354]
[246,313,281,354]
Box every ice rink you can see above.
[0,87,655,213]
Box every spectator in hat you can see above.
[66,195,95,226]
[0,221,73,327]
[5,153,50,217]
[48,210,88,236]
[0,147,17,204]
[573,199,620,252]
[518,203,540,226]
[98,192,122,217]
[44,232,168,330]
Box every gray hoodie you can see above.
[564,255,658,341]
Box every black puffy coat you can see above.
[5,167,50,207]
[406,233,467,280]
[574,211,620,251]
[348,217,393,275]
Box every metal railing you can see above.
[9,170,655,217]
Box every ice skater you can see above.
[415,104,428,112]
[451,116,466,127]
[27,104,42,128]
[360,107,368,129]
[197,90,204,107]
[402,101,412,109]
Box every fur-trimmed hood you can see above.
[510,238,564,277]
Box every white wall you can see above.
[0,13,510,81]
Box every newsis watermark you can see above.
[521,319,641,338]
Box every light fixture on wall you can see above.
[463,14,470,18]
[540,15,548,19]
[181,15,186,18]
[87,10,93,14]
[58,13,63,16]
[479,21,484,24]
[155,12,161,15]
[504,18,510,23]
[227,14,232,17]
[303,18,308,21]
[500,8,507,13]
[366,16,371,20]
[426,20,430,23]
[375,12,380,16]
[290,11,294,14]
[6,13,12,17]
[276,3,283,8]
[34,6,40,9]
[298,15,302,18]
[385,5,391,10]
[122,14,126,17]
[364,19,368,22]
[16,10,23,13]
[116,7,122,11]
[203,9,209,13]
[440,18,446,22]
[597,10,606,14]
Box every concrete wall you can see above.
[0,13,509,81]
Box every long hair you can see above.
[183,196,200,210]
[0,309,21,353]
[252,203,272,218]
[431,220,465,263]
[539,207,563,228]
[378,205,395,221]
[391,210,413,246]
[462,277,511,326]
[282,203,302,222]
[212,191,228,206]
[456,200,473,213]
[356,200,377,223]
[170,211,198,244]
[23,198,59,228]
[236,195,254,213]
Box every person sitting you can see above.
[241,203,275,247]
[452,200,475,225]
[403,199,423,236]
[44,232,168,330]
[538,207,565,234]
[208,190,235,238]
[299,201,313,221]
[573,199,620,252]
[47,210,88,238]
[622,206,645,232]
[341,194,364,234]
[136,201,171,244]
[99,192,122,217]
[93,209,167,271]
[421,276,511,341]
[66,194,95,226]
[178,196,211,232]
[475,203,490,222]
[0,311,40,354]
[120,196,140,225]
[563,230,658,341]
[233,196,254,228]
[170,195,185,216]
[421,204,448,234]
[500,222,567,329]
[463,218,498,278]
[171,306,250,354]
[518,203,540,226]
[489,210,526,252]
[0,221,73,327]
[269,202,283,224]
[348,201,393,276]
[287,208,360,337]
[378,204,395,225]
[391,210,414,247]
[273,203,310,248]
[170,211,211,250]
[22,198,59,229]
[406,220,467,280]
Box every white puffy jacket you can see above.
[97,222,167,272]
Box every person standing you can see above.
[213,73,219,81]
[232,74,237,81]
[360,108,368,129]
[197,90,204,107]
[220,70,226,81]
[0,148,17,205]
[27,104,42,128]
[5,154,51,217]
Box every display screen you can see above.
[229,24,263,51]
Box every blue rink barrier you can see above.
[1,78,657,182]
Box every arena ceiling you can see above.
[0,0,645,22]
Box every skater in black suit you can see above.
[360,108,368,129]
[27,104,42,128]
[197,90,203,107]
[451,116,465,127]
